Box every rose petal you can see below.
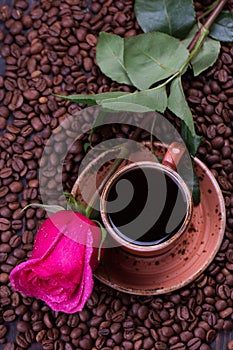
[49,226,95,313]
[9,211,102,313]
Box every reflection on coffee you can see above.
[106,166,188,246]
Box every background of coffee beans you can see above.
[0,0,233,349]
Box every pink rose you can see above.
[9,210,103,313]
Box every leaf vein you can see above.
[140,50,175,74]
[105,40,126,74]
[164,0,172,35]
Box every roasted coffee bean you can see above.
[60,325,70,336]
[36,330,47,343]
[55,315,67,328]
[3,343,16,350]
[86,34,97,47]
[83,57,93,72]
[3,309,16,322]
[9,235,21,248]
[43,313,53,328]
[11,291,20,307]
[217,69,228,82]
[0,252,8,263]
[217,284,231,299]
[155,341,167,350]
[187,338,201,350]
[32,320,44,332]
[79,337,92,350]
[170,343,186,350]
[111,310,126,322]
[137,305,149,320]
[0,218,11,231]
[180,330,194,344]
[211,136,224,149]
[219,307,233,319]
[24,329,35,344]
[177,306,190,321]
[206,329,216,342]
[223,320,233,331]
[6,256,18,267]
[0,168,12,178]
[0,273,9,283]
[0,287,11,298]
[0,325,7,338]
[9,181,23,193]
[47,328,59,340]
[0,2,232,349]
[15,304,28,316]
[0,230,12,243]
[16,321,30,333]
[0,243,11,253]
[13,248,26,259]
[23,89,40,100]
[194,327,206,340]
[206,125,216,139]
[16,334,29,348]
[12,157,25,172]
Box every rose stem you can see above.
[187,0,228,54]
[85,126,143,218]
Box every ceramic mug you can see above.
[100,142,193,256]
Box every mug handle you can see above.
[162,142,186,171]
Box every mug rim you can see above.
[100,161,193,253]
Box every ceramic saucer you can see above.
[93,156,226,295]
[71,143,226,295]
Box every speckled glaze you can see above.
[72,143,226,295]
[94,156,226,294]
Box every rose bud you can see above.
[10,210,103,313]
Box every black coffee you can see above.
[106,165,188,245]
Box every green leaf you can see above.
[181,120,202,156]
[102,102,153,113]
[168,76,195,136]
[209,12,233,42]
[134,0,195,39]
[54,91,128,105]
[182,165,201,206]
[124,32,189,90]
[64,192,86,215]
[96,32,133,86]
[92,220,107,261]
[192,172,201,205]
[191,37,220,76]
[54,93,97,105]
[182,24,220,76]
[83,142,91,153]
[95,32,189,91]
[101,86,167,113]
[22,203,65,213]
[57,86,167,114]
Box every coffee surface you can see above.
[106,166,187,245]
